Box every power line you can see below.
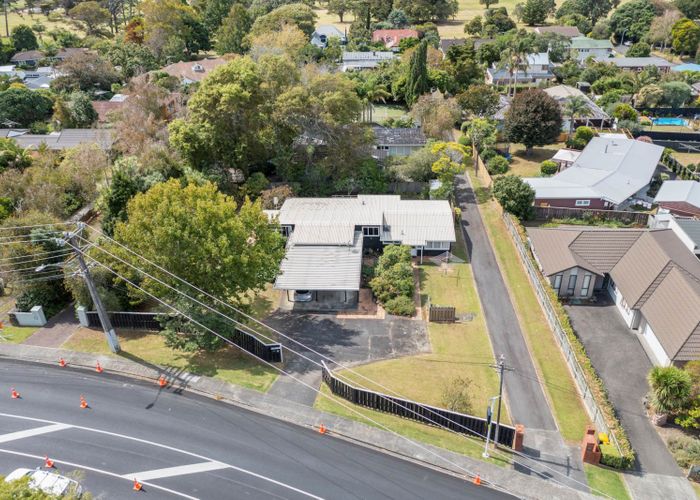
[74,230,606,497]
[0,248,73,263]
[0,222,73,231]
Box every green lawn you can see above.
[369,104,410,124]
[507,143,567,178]
[314,224,511,460]
[672,152,700,167]
[62,328,278,392]
[584,464,631,500]
[0,1,83,41]
[469,170,590,442]
[0,325,40,343]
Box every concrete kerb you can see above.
[0,343,597,500]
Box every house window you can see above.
[567,275,577,295]
[425,241,448,250]
[575,200,591,207]
[580,274,592,296]
[363,227,379,237]
[280,226,291,237]
[553,274,563,291]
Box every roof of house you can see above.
[527,227,700,361]
[524,137,664,205]
[655,180,700,208]
[55,47,87,59]
[552,149,582,163]
[677,219,700,249]
[603,56,673,68]
[570,37,613,50]
[543,85,610,121]
[372,29,419,47]
[534,26,582,37]
[160,58,228,83]
[91,101,124,123]
[526,52,550,65]
[672,63,700,72]
[341,51,395,70]
[275,231,363,291]
[10,50,44,62]
[0,129,113,150]
[313,25,345,38]
[372,126,426,146]
[440,38,466,53]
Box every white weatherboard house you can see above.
[267,195,456,309]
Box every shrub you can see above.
[486,155,509,175]
[441,376,474,413]
[540,160,558,176]
[384,295,416,316]
[370,244,415,305]
[492,175,535,219]
[480,147,497,162]
[648,366,693,415]
[600,444,635,469]
[668,436,700,469]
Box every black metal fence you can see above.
[84,311,283,363]
[533,206,649,226]
[321,362,516,447]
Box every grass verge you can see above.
[584,464,631,500]
[0,325,40,343]
[469,169,590,442]
[62,328,278,392]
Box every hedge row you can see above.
[510,217,636,469]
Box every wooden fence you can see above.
[321,362,517,447]
[533,206,650,226]
[429,305,456,323]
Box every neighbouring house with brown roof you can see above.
[528,227,700,365]
[159,57,228,84]
[371,29,419,49]
[654,180,700,218]
[533,26,582,38]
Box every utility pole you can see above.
[483,395,499,458]
[491,354,512,448]
[3,0,9,38]
[65,223,121,353]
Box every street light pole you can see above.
[483,395,499,458]
[65,224,121,353]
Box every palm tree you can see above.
[647,366,692,425]
[357,77,391,123]
[563,96,591,139]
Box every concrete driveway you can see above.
[565,299,682,476]
[263,312,429,405]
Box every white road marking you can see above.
[0,423,71,443]
[0,448,199,500]
[122,461,229,481]
[0,412,325,500]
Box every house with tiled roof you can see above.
[371,29,419,49]
[654,180,700,218]
[528,227,700,365]
[371,126,426,159]
[533,26,582,38]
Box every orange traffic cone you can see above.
[10,388,20,399]
[318,424,326,435]
[58,358,66,368]
[95,362,103,373]
[44,455,54,468]
[157,375,167,388]
[79,395,88,409]
[473,475,481,486]
[133,479,142,491]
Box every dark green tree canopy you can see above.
[609,0,655,43]
[0,87,53,127]
[492,175,535,219]
[405,41,429,106]
[504,89,562,153]
[11,25,38,52]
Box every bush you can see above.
[15,281,69,319]
[486,155,509,175]
[600,443,635,469]
[370,245,415,305]
[540,160,558,176]
[668,436,700,469]
[648,366,693,415]
[384,295,416,316]
[480,147,497,162]
[493,175,535,219]
[441,376,474,413]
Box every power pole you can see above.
[4,0,9,38]
[65,224,121,353]
[491,354,512,448]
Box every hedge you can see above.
[510,217,636,469]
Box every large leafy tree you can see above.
[68,1,110,35]
[492,175,535,219]
[327,0,353,22]
[556,0,613,25]
[609,0,655,43]
[504,89,562,155]
[521,0,550,25]
[142,0,210,61]
[249,3,317,38]
[675,0,700,20]
[215,3,252,55]
[672,18,700,55]
[11,25,38,52]
[462,118,497,172]
[405,40,429,107]
[394,0,459,22]
[0,87,53,127]
[202,0,237,32]
[52,52,120,92]
[112,179,285,351]
[456,84,500,117]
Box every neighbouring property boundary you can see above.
[502,213,635,469]
[321,361,518,448]
[76,307,284,364]
[533,206,649,226]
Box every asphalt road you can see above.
[0,360,514,500]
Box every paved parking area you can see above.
[264,312,429,405]
[565,299,682,476]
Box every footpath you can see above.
[0,341,597,500]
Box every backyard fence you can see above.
[501,214,623,456]
[533,206,649,226]
[634,107,700,118]
[429,305,456,323]
[78,308,283,363]
[321,361,517,447]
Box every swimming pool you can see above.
[652,117,689,126]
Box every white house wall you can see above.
[639,318,672,366]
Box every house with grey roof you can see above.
[543,85,612,131]
[0,129,113,150]
[341,51,395,71]
[528,226,700,365]
[570,37,613,62]
[534,26,582,38]
[267,195,456,309]
[649,212,700,255]
[654,180,700,218]
[524,137,664,209]
[311,25,346,48]
[371,126,426,159]
[598,56,673,73]
[485,52,554,86]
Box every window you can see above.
[553,274,563,291]
[567,275,577,295]
[425,241,448,250]
[280,225,291,237]
[575,200,591,207]
[580,274,592,296]
[363,227,379,237]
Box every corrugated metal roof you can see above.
[606,56,672,68]
[382,211,456,246]
[640,267,700,360]
[655,180,700,208]
[1,129,113,150]
[275,232,363,291]
[676,219,700,247]
[372,126,427,146]
[289,224,355,246]
[571,37,613,49]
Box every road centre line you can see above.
[122,461,230,481]
[0,423,71,443]
[0,448,199,500]
[0,412,325,500]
